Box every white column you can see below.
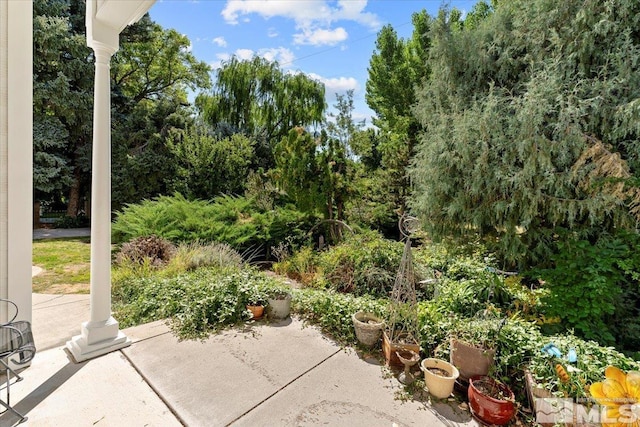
[0,0,32,323]
[66,43,130,363]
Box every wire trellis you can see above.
[386,215,420,345]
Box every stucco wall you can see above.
[0,0,33,322]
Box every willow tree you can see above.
[196,57,326,169]
[410,0,640,267]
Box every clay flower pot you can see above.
[246,304,265,320]
[468,375,516,426]
[421,358,459,399]
[450,338,496,381]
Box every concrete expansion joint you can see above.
[118,330,189,426]
[225,347,343,426]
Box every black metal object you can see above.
[0,299,36,424]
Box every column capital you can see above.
[91,41,117,63]
[86,0,119,54]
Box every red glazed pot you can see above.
[468,376,515,426]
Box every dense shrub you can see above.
[56,213,90,229]
[112,193,314,258]
[314,232,404,297]
[116,235,176,266]
[534,231,640,351]
[272,246,319,286]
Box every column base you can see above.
[66,317,131,363]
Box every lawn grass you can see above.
[32,237,91,294]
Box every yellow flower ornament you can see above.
[590,366,640,427]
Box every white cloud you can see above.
[307,72,359,94]
[267,27,278,38]
[212,36,227,47]
[221,0,381,46]
[235,48,255,60]
[209,52,231,69]
[258,47,295,65]
[293,27,347,46]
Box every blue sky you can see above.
[149,0,478,124]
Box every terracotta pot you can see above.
[468,375,515,426]
[421,358,459,399]
[246,304,265,320]
[352,312,384,347]
[382,330,420,367]
[267,293,291,319]
[450,338,495,381]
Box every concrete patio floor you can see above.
[0,292,480,427]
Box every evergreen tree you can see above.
[33,0,93,214]
[410,0,640,267]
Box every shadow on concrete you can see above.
[0,352,86,426]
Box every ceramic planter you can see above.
[352,312,384,347]
[246,304,265,320]
[468,375,516,426]
[382,330,420,367]
[450,338,495,381]
[267,293,291,319]
[421,358,459,399]
[524,369,598,427]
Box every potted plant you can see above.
[468,375,516,426]
[267,289,292,320]
[352,311,384,347]
[241,285,268,320]
[421,357,460,399]
[449,314,505,381]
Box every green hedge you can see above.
[112,193,314,258]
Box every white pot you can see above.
[267,293,291,319]
[421,358,460,399]
[352,312,384,347]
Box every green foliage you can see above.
[273,91,357,232]
[113,268,278,339]
[166,126,255,199]
[112,193,313,258]
[55,213,90,229]
[410,0,640,267]
[535,232,640,350]
[171,242,244,272]
[272,246,319,286]
[272,128,324,214]
[527,333,639,399]
[196,55,325,164]
[314,233,405,297]
[291,288,387,345]
[110,16,211,209]
[33,0,92,203]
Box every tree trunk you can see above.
[66,168,82,217]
